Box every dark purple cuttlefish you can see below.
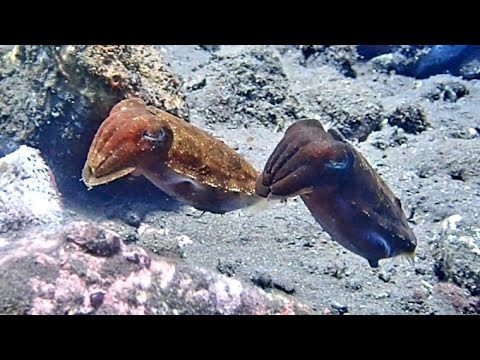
[256,119,417,268]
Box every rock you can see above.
[433,233,480,296]
[368,126,408,149]
[51,45,188,119]
[0,145,64,233]
[323,261,348,279]
[435,282,480,314]
[374,292,390,300]
[415,46,469,79]
[371,52,413,75]
[0,135,20,158]
[89,291,105,309]
[399,291,429,314]
[251,272,274,289]
[292,66,385,141]
[368,46,472,79]
[345,280,362,291]
[273,279,296,295]
[424,81,469,102]
[449,168,467,182]
[378,271,391,283]
[356,45,394,59]
[297,45,358,77]
[303,239,315,248]
[459,48,480,80]
[387,103,430,134]
[0,221,313,315]
[0,45,13,56]
[122,211,142,228]
[65,221,121,257]
[136,223,185,259]
[186,77,207,91]
[460,59,480,79]
[331,302,349,315]
[186,45,300,129]
[0,45,187,199]
[0,46,187,141]
[199,45,220,52]
[102,221,139,245]
[216,259,238,277]
[414,265,427,275]
[413,138,480,183]
[433,216,480,296]
[449,127,479,140]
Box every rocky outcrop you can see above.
[0,221,313,315]
[0,145,64,234]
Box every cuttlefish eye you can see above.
[143,128,166,143]
[325,149,354,172]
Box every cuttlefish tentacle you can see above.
[256,119,417,267]
[83,98,262,214]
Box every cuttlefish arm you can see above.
[256,119,417,267]
[256,119,354,200]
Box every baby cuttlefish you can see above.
[256,119,417,268]
[82,98,263,214]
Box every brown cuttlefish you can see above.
[256,119,417,268]
[82,98,263,214]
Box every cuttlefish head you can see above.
[82,98,173,188]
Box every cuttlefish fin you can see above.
[399,251,416,266]
[240,196,272,215]
[82,164,137,187]
[131,167,143,176]
[327,128,348,143]
[266,186,314,201]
